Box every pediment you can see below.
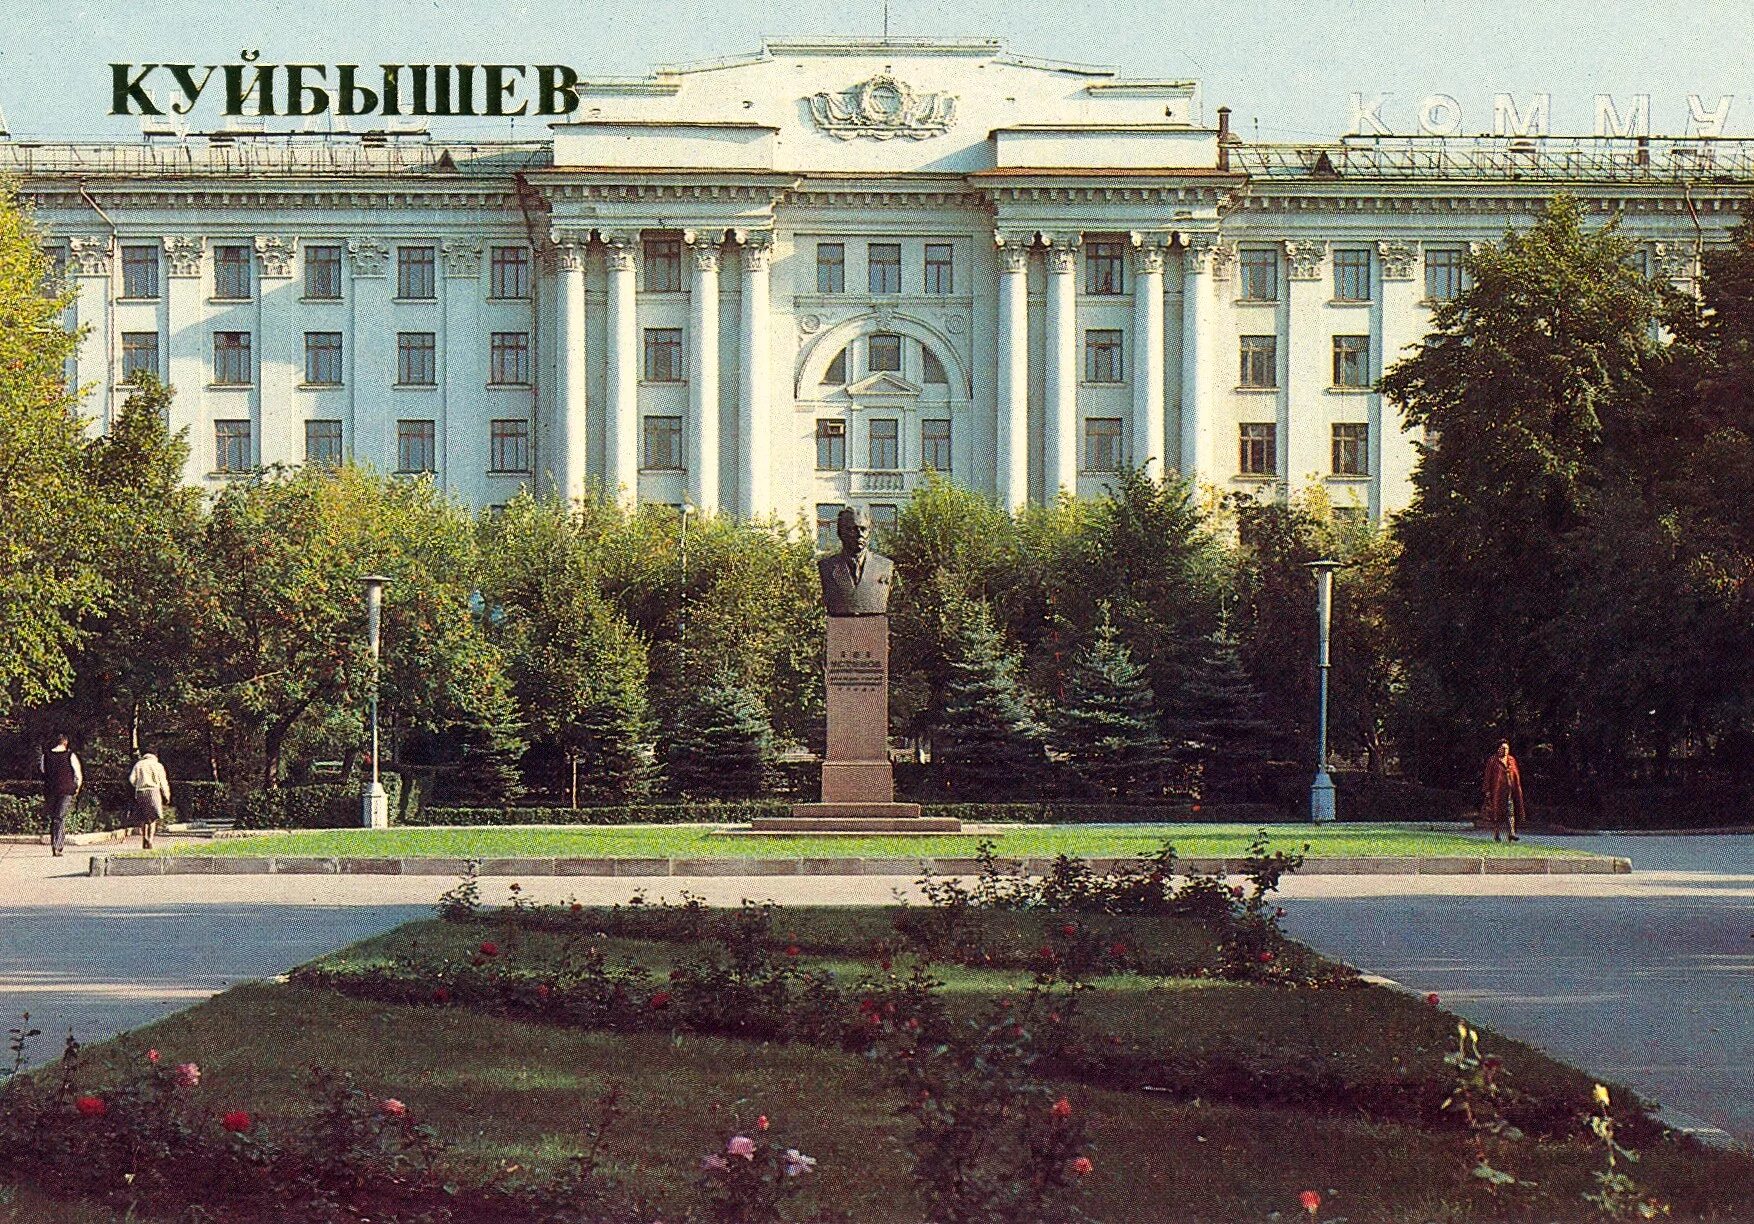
[845,371,921,398]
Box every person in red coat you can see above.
[1481,740,1527,842]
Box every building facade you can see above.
[14,38,1751,535]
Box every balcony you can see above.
[849,468,911,495]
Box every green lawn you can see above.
[151,822,1577,861]
[19,903,1747,1223]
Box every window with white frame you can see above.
[815,504,843,551]
[397,332,437,386]
[304,332,343,385]
[489,418,530,472]
[644,238,682,292]
[1239,335,1277,389]
[397,246,436,299]
[1425,247,1466,302]
[1239,423,1276,476]
[121,245,160,299]
[490,332,530,385]
[921,418,951,473]
[489,246,529,299]
[817,243,845,294]
[214,420,251,472]
[923,243,953,294]
[815,419,846,471]
[396,419,436,473]
[868,243,901,294]
[868,418,900,470]
[1085,240,1124,294]
[1085,418,1124,472]
[868,333,902,373]
[1332,423,1369,476]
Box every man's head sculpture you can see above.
[818,506,894,617]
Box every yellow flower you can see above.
[1593,1084,1611,1108]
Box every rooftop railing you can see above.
[0,136,552,177]
[1233,135,1754,182]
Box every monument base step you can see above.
[750,805,958,835]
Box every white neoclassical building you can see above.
[14,38,1751,536]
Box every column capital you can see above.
[1284,239,1329,281]
[1129,233,1171,275]
[442,238,484,278]
[345,236,387,277]
[995,233,1032,272]
[1044,236,1079,276]
[736,230,774,271]
[164,235,204,278]
[1181,233,1221,274]
[254,236,296,279]
[553,239,588,274]
[66,235,110,276]
[1377,239,1418,280]
[686,235,722,273]
[602,234,637,273]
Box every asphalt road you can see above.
[1278,833,1754,1144]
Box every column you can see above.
[1179,236,1215,481]
[994,236,1030,512]
[66,236,112,431]
[1131,236,1167,480]
[738,231,772,519]
[603,233,639,507]
[441,239,484,500]
[1043,234,1078,498]
[554,234,589,505]
[255,236,298,469]
[344,237,391,474]
[687,232,721,515]
[1375,240,1421,519]
[1284,240,1330,493]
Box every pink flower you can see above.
[782,1148,816,1177]
[536,984,551,1000]
[1068,1156,1093,1177]
[1425,992,1441,1007]
[756,1115,769,1131]
[75,1095,107,1118]
[1060,923,1078,937]
[222,1110,253,1133]
[726,1135,757,1160]
[1300,1189,1322,1215]
[478,941,499,958]
[174,1062,202,1089]
[146,1048,160,1064]
[700,1153,729,1172]
[380,1098,407,1117]
[1051,1096,1073,1119]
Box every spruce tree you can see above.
[666,679,774,799]
[1048,608,1169,799]
[935,594,1047,799]
[1173,619,1274,799]
[448,667,527,805]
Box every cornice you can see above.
[1234,186,1753,216]
[983,182,1238,206]
[21,184,523,212]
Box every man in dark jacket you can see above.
[40,734,82,858]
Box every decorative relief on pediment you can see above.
[1377,240,1418,280]
[254,236,296,279]
[347,237,389,277]
[807,74,956,142]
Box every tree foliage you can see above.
[1046,606,1169,798]
[935,593,1047,799]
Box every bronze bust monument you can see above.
[817,507,894,617]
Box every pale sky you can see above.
[1,0,1751,142]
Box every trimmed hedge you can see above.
[405,800,1284,827]
[0,793,125,836]
[171,776,405,829]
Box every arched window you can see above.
[822,347,847,386]
[922,347,948,385]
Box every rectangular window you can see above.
[397,332,437,386]
[121,332,159,379]
[1425,247,1466,302]
[815,504,844,552]
[923,243,954,294]
[489,246,530,299]
[869,504,898,536]
[643,415,683,471]
[304,332,343,386]
[644,328,684,382]
[1332,335,1371,388]
[214,419,251,473]
[1085,240,1125,295]
[1333,248,1371,302]
[213,244,251,300]
[305,419,344,466]
[489,418,531,472]
[868,243,901,294]
[396,419,436,474]
[490,332,531,385]
[397,246,436,299]
[121,245,160,299]
[868,333,902,373]
[1332,423,1370,476]
[213,332,252,385]
[1239,248,1279,302]
[1239,423,1277,476]
[921,418,951,473]
[305,244,342,300]
[644,238,682,292]
[869,418,900,470]
[816,243,845,294]
[1239,335,1278,389]
[1085,329,1124,383]
[1085,417,1124,473]
[815,419,847,471]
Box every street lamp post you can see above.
[1307,559,1339,824]
[361,575,391,829]
[679,501,694,652]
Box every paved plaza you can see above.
[1,833,1749,1147]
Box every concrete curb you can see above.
[87,852,1634,879]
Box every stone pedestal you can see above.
[779,613,934,827]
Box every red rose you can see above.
[1300,1189,1321,1215]
[1109,942,1127,957]
[649,991,672,1010]
[1258,951,1275,964]
[432,987,450,1004]
[1051,1096,1072,1119]
[1060,923,1077,937]
[222,1110,253,1133]
[478,941,499,958]
[878,958,892,971]
[1426,992,1440,1007]
[756,1114,769,1131]
[1036,946,1056,961]
[380,1098,408,1117]
[785,945,801,958]
[536,983,551,999]
[1069,1156,1093,1177]
[1228,885,1244,899]
[146,1048,160,1064]
[570,902,583,914]
[1190,803,1202,813]
[75,1095,107,1118]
